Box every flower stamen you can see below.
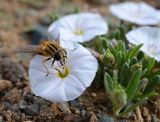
[56,67,69,78]
[74,28,84,35]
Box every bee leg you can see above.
[43,58,51,77]
[60,61,63,66]
[51,60,61,73]
[52,59,55,67]
[64,55,67,59]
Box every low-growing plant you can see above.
[100,36,160,116]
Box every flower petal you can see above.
[109,2,160,25]
[126,26,160,61]
[48,12,108,43]
[66,44,98,87]
[29,44,98,102]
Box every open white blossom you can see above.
[109,2,160,25]
[126,26,160,61]
[48,12,108,43]
[29,44,98,102]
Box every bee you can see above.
[16,32,67,76]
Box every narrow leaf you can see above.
[119,62,130,87]
[143,75,160,94]
[104,73,113,91]
[128,44,143,60]
[126,69,142,101]
[119,98,147,116]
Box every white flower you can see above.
[126,26,160,61]
[48,12,108,43]
[29,44,98,102]
[109,2,160,25]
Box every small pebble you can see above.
[57,102,71,114]
[34,97,50,106]
[23,121,34,122]
[23,92,34,103]
[87,107,92,111]
[0,80,12,91]
[18,100,40,116]
[80,109,86,117]
[74,108,80,115]
[23,104,40,116]
[18,100,27,109]
[70,99,80,108]
[97,114,114,122]
[91,92,97,98]
[4,102,17,112]
[152,114,159,122]
[0,116,3,122]
[40,16,52,26]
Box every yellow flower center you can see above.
[74,28,84,35]
[56,67,69,78]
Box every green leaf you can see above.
[125,69,142,101]
[109,43,117,57]
[130,57,138,66]
[119,98,147,116]
[113,70,118,85]
[119,62,130,87]
[116,52,123,67]
[145,58,155,76]
[143,75,160,94]
[128,44,143,60]
[101,37,110,49]
[137,92,158,100]
[117,41,126,51]
[104,73,113,91]
[137,51,144,60]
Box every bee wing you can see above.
[14,45,42,53]
[48,28,60,44]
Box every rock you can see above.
[70,99,80,108]
[57,102,71,114]
[0,116,3,122]
[23,121,34,122]
[90,112,97,122]
[23,104,40,116]
[4,102,17,112]
[40,16,52,26]
[0,57,26,83]
[0,80,12,91]
[74,108,80,115]
[34,97,50,106]
[119,119,127,122]
[23,92,34,103]
[22,25,48,45]
[80,109,86,117]
[142,107,151,121]
[152,114,159,122]
[97,114,114,122]
[18,99,40,116]
[18,100,27,110]
[91,92,97,98]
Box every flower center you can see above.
[74,28,84,35]
[56,67,69,78]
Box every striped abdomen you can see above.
[39,41,67,63]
